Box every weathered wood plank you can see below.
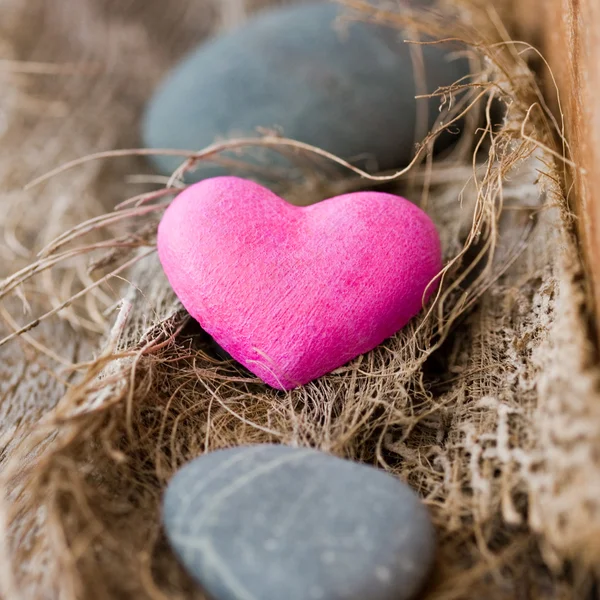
[543,0,600,323]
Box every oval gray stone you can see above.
[163,444,436,600]
[143,2,469,182]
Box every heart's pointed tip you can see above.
[268,381,298,392]
[245,362,301,391]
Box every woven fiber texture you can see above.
[0,1,599,599]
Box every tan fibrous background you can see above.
[0,1,599,599]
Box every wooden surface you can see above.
[543,0,600,323]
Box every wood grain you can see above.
[543,0,600,322]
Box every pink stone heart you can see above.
[158,176,442,390]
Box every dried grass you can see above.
[0,0,598,599]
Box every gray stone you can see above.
[142,2,469,182]
[163,444,436,600]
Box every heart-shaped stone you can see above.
[158,177,441,389]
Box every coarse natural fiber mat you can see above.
[0,0,599,598]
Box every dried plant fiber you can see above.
[0,0,599,599]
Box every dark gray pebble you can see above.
[143,2,469,182]
[163,444,436,600]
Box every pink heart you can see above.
[158,177,442,390]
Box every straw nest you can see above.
[0,0,598,598]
